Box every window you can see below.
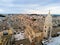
[45,30,46,32]
[45,26,46,28]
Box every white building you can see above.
[14,32,25,41]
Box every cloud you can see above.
[0,9,5,14]
[0,0,14,7]
[20,2,60,14]
[22,9,47,14]
[1,0,14,3]
[21,4,60,14]
[0,9,5,12]
[0,0,60,14]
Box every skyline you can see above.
[0,0,60,14]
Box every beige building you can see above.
[25,25,44,43]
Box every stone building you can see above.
[52,15,60,36]
[43,10,52,39]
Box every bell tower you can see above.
[43,10,52,39]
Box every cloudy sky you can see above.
[0,0,60,14]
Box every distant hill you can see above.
[0,14,5,17]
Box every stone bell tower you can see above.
[43,10,52,39]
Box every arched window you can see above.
[45,26,46,28]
